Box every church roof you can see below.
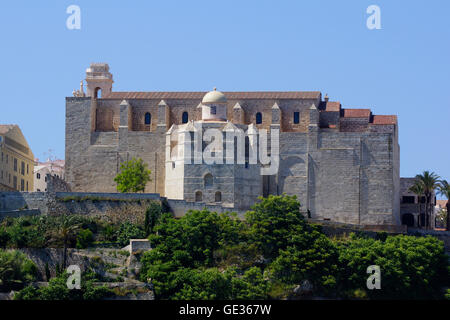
[103,91,321,100]
[342,109,372,118]
[371,115,397,125]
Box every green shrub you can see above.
[76,229,94,249]
[144,202,163,236]
[0,250,37,291]
[336,234,449,299]
[101,225,117,242]
[14,272,114,300]
[117,222,145,247]
[0,229,9,248]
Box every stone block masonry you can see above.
[0,192,161,225]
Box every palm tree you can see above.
[409,182,424,228]
[56,214,81,269]
[414,171,440,229]
[438,180,450,231]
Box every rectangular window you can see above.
[20,179,24,191]
[6,154,8,164]
[14,158,17,172]
[21,161,25,175]
[26,181,28,192]
[13,176,17,189]
[402,196,415,204]
[211,106,216,115]
[294,112,300,124]
[27,164,29,175]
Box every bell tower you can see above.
[85,63,113,98]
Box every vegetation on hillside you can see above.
[0,195,448,300]
[139,195,449,300]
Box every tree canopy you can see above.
[114,157,151,193]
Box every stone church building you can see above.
[66,63,400,226]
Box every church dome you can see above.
[202,88,227,104]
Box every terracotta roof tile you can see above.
[102,91,321,100]
[371,115,397,125]
[325,101,341,112]
[342,109,371,118]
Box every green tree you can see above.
[117,222,146,247]
[414,171,440,229]
[144,202,163,236]
[336,234,448,299]
[0,250,37,291]
[268,224,338,294]
[438,180,450,231]
[114,157,151,193]
[245,194,306,260]
[230,267,268,300]
[55,215,81,269]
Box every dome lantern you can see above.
[201,88,227,121]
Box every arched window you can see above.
[195,191,203,202]
[215,191,222,202]
[204,173,213,188]
[182,112,189,124]
[94,87,102,99]
[145,112,151,125]
[293,112,300,124]
[256,112,262,124]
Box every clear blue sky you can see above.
[0,0,449,183]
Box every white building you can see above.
[33,159,65,192]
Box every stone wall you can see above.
[0,192,161,225]
[0,191,247,222]
[166,198,246,218]
[46,174,72,193]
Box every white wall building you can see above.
[33,159,65,192]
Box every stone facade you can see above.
[65,63,401,227]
